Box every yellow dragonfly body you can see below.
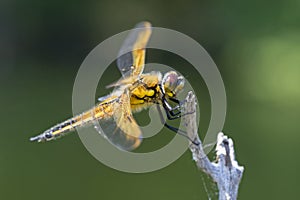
[30,22,185,151]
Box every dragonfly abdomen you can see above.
[30,102,114,142]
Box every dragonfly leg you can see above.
[162,98,194,120]
[156,104,199,145]
[161,98,181,120]
[166,97,196,119]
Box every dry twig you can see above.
[183,92,244,200]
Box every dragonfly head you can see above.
[162,71,185,98]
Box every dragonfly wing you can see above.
[94,89,142,151]
[117,21,152,77]
[97,94,112,102]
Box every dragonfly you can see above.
[30,21,189,151]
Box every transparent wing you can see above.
[117,21,152,77]
[94,89,142,151]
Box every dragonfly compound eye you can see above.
[162,71,185,96]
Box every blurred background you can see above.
[1,0,299,199]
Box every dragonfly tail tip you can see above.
[29,135,40,142]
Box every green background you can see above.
[1,0,299,199]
